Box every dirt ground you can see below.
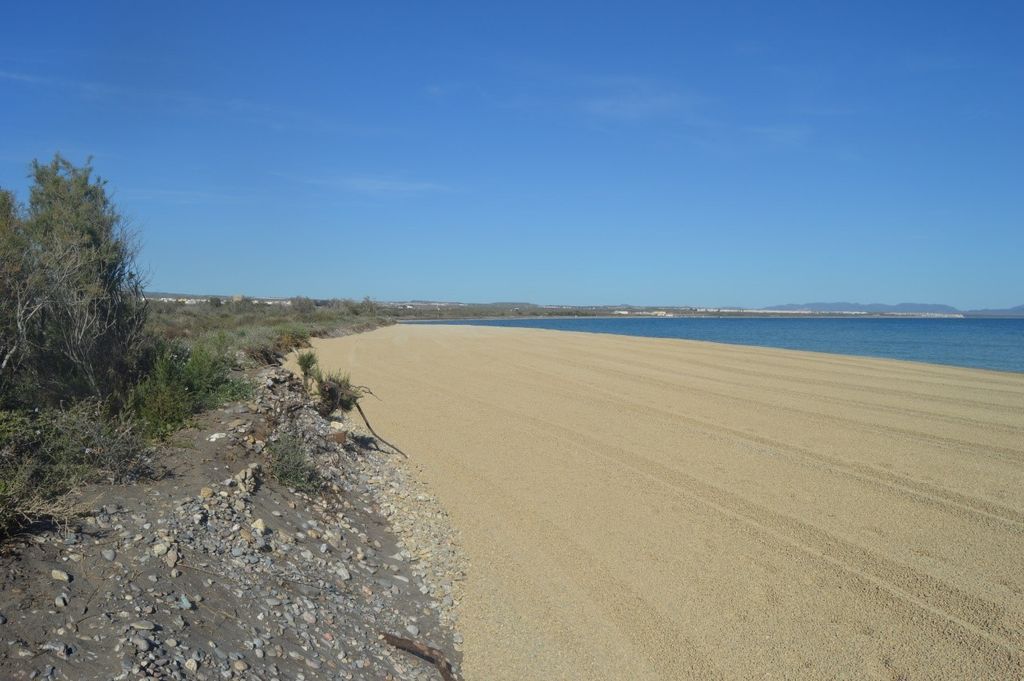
[0,365,462,681]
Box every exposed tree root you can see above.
[381,632,456,681]
[356,402,408,458]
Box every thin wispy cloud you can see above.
[0,70,51,84]
[426,65,815,155]
[740,124,812,148]
[479,64,708,124]
[671,122,813,156]
[334,176,450,197]
[278,173,452,198]
[577,76,708,121]
[582,91,690,119]
[115,187,251,205]
[902,53,969,73]
[0,68,379,136]
[795,104,862,117]
[578,75,815,151]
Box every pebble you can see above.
[41,641,71,659]
[5,364,465,681]
[51,569,71,583]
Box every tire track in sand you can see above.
[304,325,1024,679]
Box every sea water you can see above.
[411,317,1024,373]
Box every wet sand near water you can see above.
[300,324,1024,679]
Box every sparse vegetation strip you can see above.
[0,154,388,538]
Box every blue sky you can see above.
[1,2,1021,309]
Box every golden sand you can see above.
[301,323,1024,679]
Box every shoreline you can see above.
[399,316,1024,375]
[399,313,974,321]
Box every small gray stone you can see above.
[101,549,116,561]
[41,641,71,659]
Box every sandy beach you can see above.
[305,323,1024,679]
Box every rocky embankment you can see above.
[0,365,466,680]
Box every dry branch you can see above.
[355,402,408,458]
[381,632,457,681]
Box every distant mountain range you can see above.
[764,302,1024,316]
[966,304,1024,317]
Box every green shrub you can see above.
[296,351,319,387]
[268,433,319,492]
[0,402,146,534]
[290,296,316,314]
[273,324,311,353]
[130,335,250,438]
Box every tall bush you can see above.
[0,155,148,409]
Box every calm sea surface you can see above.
[411,317,1024,373]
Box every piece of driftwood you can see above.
[381,632,456,681]
[355,402,408,458]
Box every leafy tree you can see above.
[0,155,148,409]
